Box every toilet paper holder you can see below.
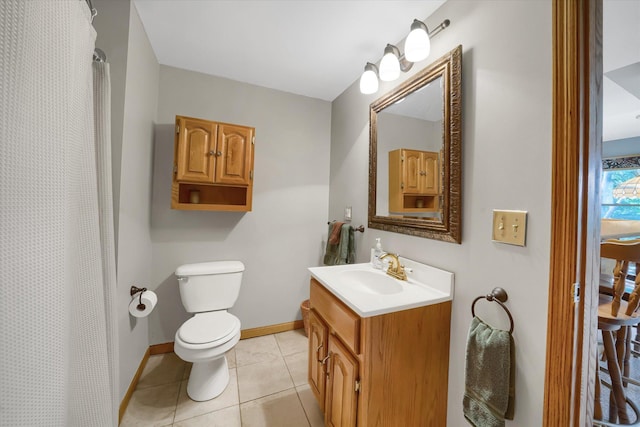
[130,286,148,311]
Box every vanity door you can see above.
[325,334,359,427]
[308,309,328,410]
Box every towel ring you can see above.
[471,287,514,334]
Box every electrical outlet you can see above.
[492,210,527,246]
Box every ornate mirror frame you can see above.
[368,45,462,243]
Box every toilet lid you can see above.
[179,312,240,345]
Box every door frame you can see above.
[544,0,602,425]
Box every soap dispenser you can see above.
[372,238,384,269]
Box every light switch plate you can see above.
[492,210,527,246]
[344,206,352,221]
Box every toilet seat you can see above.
[178,312,240,346]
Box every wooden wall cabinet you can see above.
[172,115,255,211]
[308,278,451,426]
[388,149,439,213]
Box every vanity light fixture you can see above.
[359,62,379,94]
[359,18,450,94]
[405,19,431,62]
[379,44,402,81]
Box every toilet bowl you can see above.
[173,261,244,401]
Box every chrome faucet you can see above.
[379,253,407,281]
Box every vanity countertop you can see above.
[308,258,454,318]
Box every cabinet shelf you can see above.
[171,182,250,211]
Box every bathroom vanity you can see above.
[308,260,453,426]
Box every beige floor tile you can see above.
[235,335,281,367]
[240,388,310,427]
[120,381,180,427]
[173,405,241,427]
[226,348,237,369]
[175,369,239,422]
[237,357,294,402]
[284,351,308,387]
[137,353,186,389]
[296,385,325,427]
[275,329,308,356]
[183,362,192,380]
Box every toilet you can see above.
[173,261,244,401]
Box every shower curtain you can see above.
[0,1,117,426]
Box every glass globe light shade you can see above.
[359,63,379,94]
[405,20,431,62]
[379,45,400,81]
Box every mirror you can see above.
[368,45,461,243]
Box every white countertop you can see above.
[308,259,454,318]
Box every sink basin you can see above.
[339,270,403,295]
[309,260,454,317]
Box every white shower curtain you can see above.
[0,1,117,426]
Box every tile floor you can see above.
[121,329,324,427]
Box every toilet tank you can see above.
[175,261,245,313]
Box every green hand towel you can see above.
[323,223,355,265]
[463,316,515,427]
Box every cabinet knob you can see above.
[208,150,222,156]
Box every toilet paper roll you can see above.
[129,290,157,318]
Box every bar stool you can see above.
[595,239,640,425]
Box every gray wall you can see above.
[330,1,552,425]
[94,0,130,245]
[95,0,159,400]
[603,136,640,157]
[149,66,332,344]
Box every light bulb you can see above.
[379,45,400,82]
[359,63,379,94]
[405,19,430,62]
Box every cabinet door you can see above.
[175,117,216,183]
[422,152,439,194]
[308,310,328,410]
[325,335,358,427]
[402,149,423,194]
[215,124,254,186]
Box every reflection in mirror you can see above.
[368,45,461,243]
[376,75,444,218]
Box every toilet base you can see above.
[186,356,229,401]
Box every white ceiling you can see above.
[133,0,445,101]
[603,0,640,142]
[133,0,640,141]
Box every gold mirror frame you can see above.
[368,45,462,243]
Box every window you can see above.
[601,156,640,220]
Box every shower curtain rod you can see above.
[84,0,106,62]
[85,0,97,23]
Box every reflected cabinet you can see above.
[389,149,439,213]
[172,115,254,211]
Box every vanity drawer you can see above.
[310,279,360,354]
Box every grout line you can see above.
[295,385,314,427]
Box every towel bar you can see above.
[471,287,514,333]
[327,222,365,232]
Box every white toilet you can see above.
[174,261,244,401]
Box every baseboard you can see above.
[240,320,304,339]
[149,341,174,355]
[119,347,150,424]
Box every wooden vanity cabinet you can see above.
[172,115,254,211]
[389,148,439,213]
[308,278,451,427]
